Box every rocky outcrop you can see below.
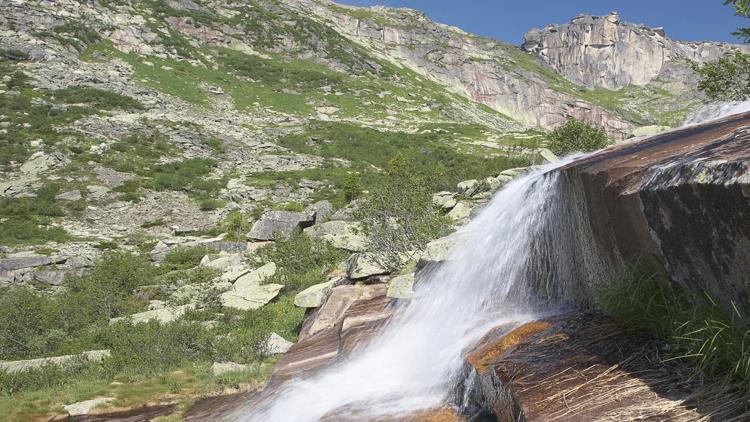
[248,211,315,241]
[460,313,749,421]
[523,12,744,89]
[268,284,393,385]
[559,112,750,316]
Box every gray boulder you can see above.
[294,280,334,308]
[0,254,66,271]
[303,221,367,252]
[387,273,416,299]
[305,200,334,222]
[248,211,315,240]
[346,253,390,280]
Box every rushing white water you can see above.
[240,158,594,421]
[683,99,750,126]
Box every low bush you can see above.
[546,118,611,156]
[50,87,144,110]
[163,246,215,269]
[356,154,450,267]
[254,231,347,292]
[0,48,29,61]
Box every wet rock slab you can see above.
[462,313,750,421]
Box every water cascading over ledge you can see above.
[184,111,750,422]
[557,111,750,318]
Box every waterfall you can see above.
[239,156,611,421]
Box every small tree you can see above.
[342,173,363,203]
[356,153,449,268]
[547,119,611,156]
[692,51,750,101]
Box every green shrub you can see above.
[163,246,215,269]
[342,173,363,203]
[356,154,450,267]
[547,119,611,156]
[50,87,143,110]
[254,231,346,292]
[0,288,58,359]
[0,48,29,61]
[599,265,750,386]
[692,52,750,101]
[274,201,304,212]
[198,198,224,211]
[0,219,70,246]
[223,211,251,241]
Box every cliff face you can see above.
[293,3,746,139]
[522,12,742,89]
[561,112,750,316]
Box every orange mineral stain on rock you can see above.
[466,321,551,374]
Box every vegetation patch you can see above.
[546,118,611,155]
[600,265,750,387]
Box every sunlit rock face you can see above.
[522,12,744,89]
[561,112,750,317]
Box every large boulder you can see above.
[294,281,334,308]
[462,313,748,421]
[305,200,334,222]
[248,211,315,240]
[559,112,750,316]
[0,254,66,271]
[220,262,282,310]
[345,253,390,280]
[387,273,415,299]
[303,221,367,252]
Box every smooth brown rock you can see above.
[561,111,750,317]
[268,284,394,386]
[463,313,750,421]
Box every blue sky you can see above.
[337,0,748,44]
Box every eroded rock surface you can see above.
[561,112,750,316]
[461,313,749,421]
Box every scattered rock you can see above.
[56,190,82,201]
[303,221,367,252]
[447,201,473,222]
[109,304,194,325]
[418,233,464,267]
[432,191,457,210]
[64,397,115,416]
[233,262,276,290]
[211,361,248,376]
[248,211,315,241]
[200,253,242,271]
[294,281,334,308]
[0,350,110,373]
[457,179,481,196]
[305,200,334,222]
[265,332,293,354]
[346,253,390,280]
[387,273,416,299]
[538,148,559,163]
[220,262,282,310]
[86,185,111,200]
[220,284,283,311]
